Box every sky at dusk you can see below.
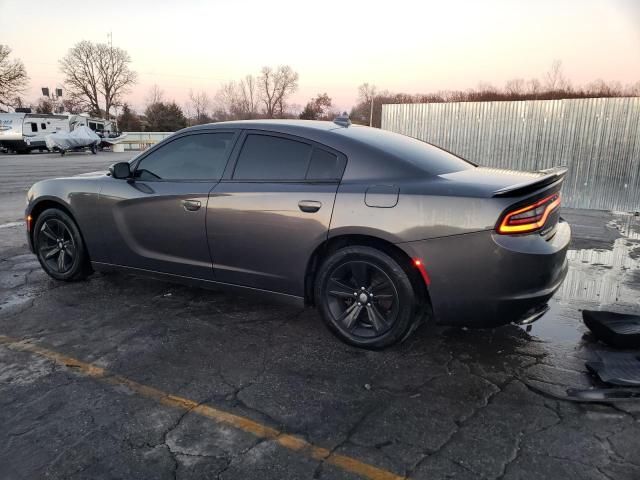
[1,0,639,113]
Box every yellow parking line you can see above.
[0,335,406,480]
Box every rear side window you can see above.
[30,123,37,132]
[233,134,311,180]
[135,132,234,181]
[41,123,46,130]
[338,127,475,175]
[306,148,344,180]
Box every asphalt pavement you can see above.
[1,151,639,480]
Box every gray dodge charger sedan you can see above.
[26,118,570,348]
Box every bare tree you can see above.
[62,97,84,114]
[238,75,259,119]
[187,89,211,124]
[505,78,525,96]
[59,41,102,115]
[357,83,377,105]
[545,60,566,91]
[35,97,54,114]
[95,43,137,119]
[0,45,29,107]
[146,84,164,106]
[585,79,623,97]
[259,65,299,118]
[527,78,542,96]
[214,81,241,120]
[60,40,137,118]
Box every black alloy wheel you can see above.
[315,246,422,348]
[38,218,76,274]
[325,260,399,338]
[33,208,91,281]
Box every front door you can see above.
[207,131,346,296]
[100,130,238,279]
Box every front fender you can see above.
[27,177,107,262]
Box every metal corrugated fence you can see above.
[382,97,640,211]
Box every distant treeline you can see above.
[350,61,640,127]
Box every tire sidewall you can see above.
[315,246,417,349]
[33,208,88,281]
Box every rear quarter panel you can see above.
[330,179,513,243]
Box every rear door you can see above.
[207,131,346,296]
[100,130,238,279]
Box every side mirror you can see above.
[109,162,131,179]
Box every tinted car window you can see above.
[337,126,475,175]
[233,134,311,181]
[306,148,343,180]
[135,133,234,181]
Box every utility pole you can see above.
[107,32,113,120]
[369,95,374,127]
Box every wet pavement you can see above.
[1,153,639,479]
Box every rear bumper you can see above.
[397,220,570,327]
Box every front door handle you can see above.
[182,199,201,211]
[298,200,322,213]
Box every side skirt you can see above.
[91,262,306,308]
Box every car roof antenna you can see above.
[333,112,351,127]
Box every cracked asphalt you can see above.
[1,151,640,479]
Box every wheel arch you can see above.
[28,198,85,255]
[304,233,430,308]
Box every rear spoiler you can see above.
[492,166,568,198]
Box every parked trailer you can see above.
[0,113,114,153]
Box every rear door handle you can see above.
[182,199,201,211]
[298,200,322,213]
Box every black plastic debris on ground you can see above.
[566,387,640,402]
[582,310,640,349]
[586,352,640,387]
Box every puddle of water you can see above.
[524,212,640,343]
[526,300,588,344]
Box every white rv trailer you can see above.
[0,113,114,153]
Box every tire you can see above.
[33,208,92,281]
[91,144,97,154]
[314,246,421,349]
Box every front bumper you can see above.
[397,220,571,327]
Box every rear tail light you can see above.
[497,192,561,234]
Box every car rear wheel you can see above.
[315,246,421,349]
[33,208,92,281]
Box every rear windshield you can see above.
[341,126,475,175]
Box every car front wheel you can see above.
[33,208,92,281]
[315,246,421,349]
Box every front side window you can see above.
[233,134,312,181]
[41,123,46,130]
[30,123,37,132]
[135,132,235,181]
